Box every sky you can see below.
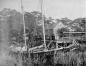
[0,0,86,20]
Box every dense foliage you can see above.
[0,8,86,66]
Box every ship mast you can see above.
[20,0,27,49]
[41,0,46,49]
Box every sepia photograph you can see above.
[0,0,86,66]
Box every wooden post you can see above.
[18,52,23,66]
[54,50,57,66]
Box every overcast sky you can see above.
[0,0,86,19]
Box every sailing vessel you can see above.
[10,0,86,66]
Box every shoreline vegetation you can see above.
[0,8,86,66]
